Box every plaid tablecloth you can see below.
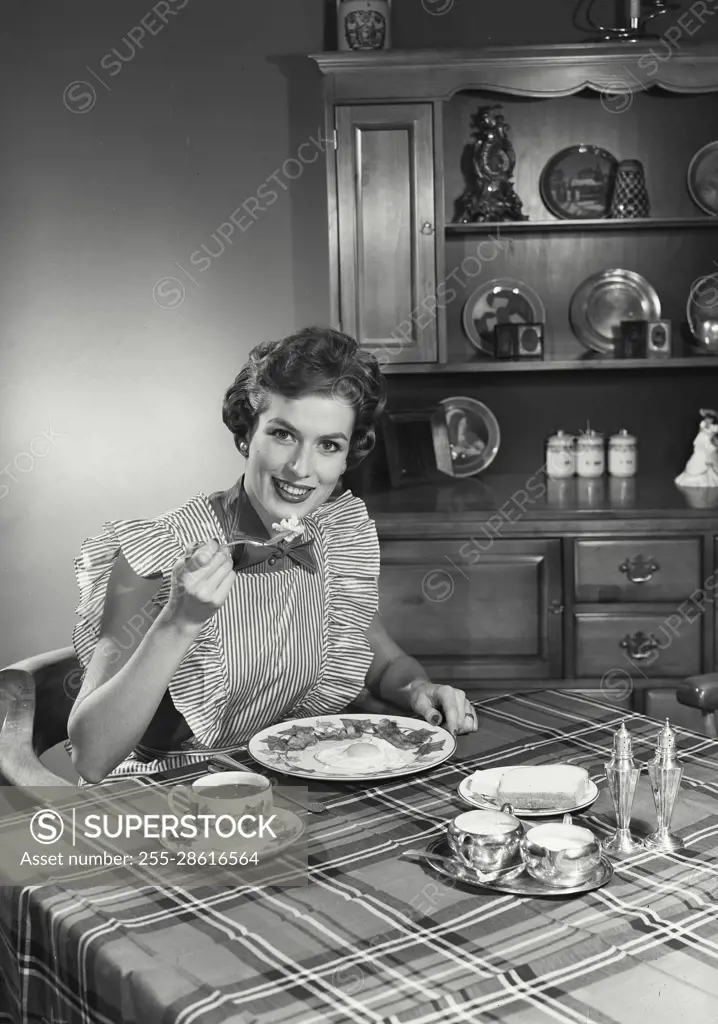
[1,690,717,1024]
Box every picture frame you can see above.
[381,408,453,488]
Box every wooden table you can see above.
[1,691,717,1023]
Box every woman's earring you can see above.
[239,441,248,457]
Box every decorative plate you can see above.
[687,273,718,350]
[462,278,546,356]
[422,837,613,897]
[438,397,501,478]
[540,145,618,220]
[248,714,456,782]
[687,141,718,216]
[569,268,661,355]
[458,765,599,818]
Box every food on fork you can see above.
[271,515,303,542]
[495,765,592,810]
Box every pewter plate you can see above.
[569,269,661,355]
[424,837,613,897]
[687,140,718,216]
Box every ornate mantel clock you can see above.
[456,105,528,223]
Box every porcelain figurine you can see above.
[675,408,718,488]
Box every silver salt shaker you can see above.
[645,719,684,852]
[604,722,643,855]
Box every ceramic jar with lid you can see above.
[576,430,605,478]
[608,429,637,477]
[337,0,392,50]
[546,430,576,479]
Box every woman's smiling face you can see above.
[243,392,354,529]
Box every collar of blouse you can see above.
[208,475,318,574]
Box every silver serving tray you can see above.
[569,269,661,355]
[421,837,613,897]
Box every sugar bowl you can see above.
[520,814,602,888]
[447,805,524,875]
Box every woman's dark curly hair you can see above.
[222,326,387,469]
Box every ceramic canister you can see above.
[337,0,392,50]
[608,429,637,478]
[546,430,576,479]
[576,430,605,478]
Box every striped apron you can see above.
[69,489,380,782]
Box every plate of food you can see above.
[687,141,718,216]
[458,764,599,818]
[462,278,546,356]
[539,145,618,220]
[248,714,456,781]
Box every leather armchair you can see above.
[0,646,79,786]
[677,674,718,738]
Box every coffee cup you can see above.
[447,805,524,874]
[167,771,273,826]
[520,814,601,887]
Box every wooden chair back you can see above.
[0,646,80,786]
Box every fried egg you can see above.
[313,736,407,773]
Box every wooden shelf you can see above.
[446,217,718,236]
[382,356,718,374]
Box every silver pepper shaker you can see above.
[604,722,643,855]
[644,719,684,852]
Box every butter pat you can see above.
[497,765,591,810]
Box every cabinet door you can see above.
[378,539,563,681]
[335,104,437,363]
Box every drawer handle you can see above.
[618,555,659,584]
[619,631,658,661]
[548,600,564,615]
[421,221,435,235]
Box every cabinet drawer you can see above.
[574,539,700,602]
[378,538,562,679]
[575,611,702,678]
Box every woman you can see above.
[67,327,477,784]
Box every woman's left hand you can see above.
[407,680,478,735]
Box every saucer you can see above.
[159,807,305,860]
[458,766,599,818]
[424,837,613,897]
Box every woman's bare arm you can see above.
[68,539,234,782]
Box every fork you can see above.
[207,753,327,814]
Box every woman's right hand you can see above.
[163,539,235,631]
